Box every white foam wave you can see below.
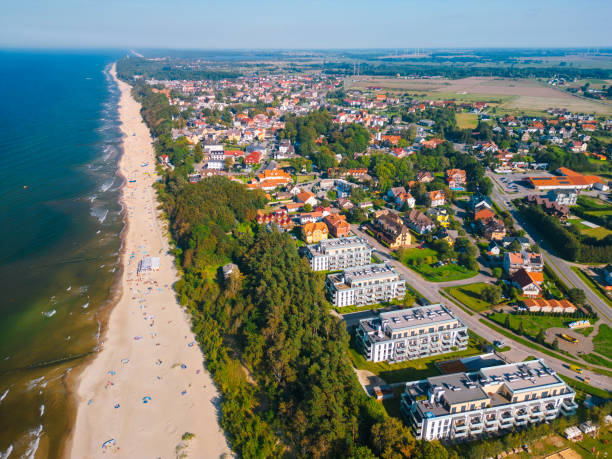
[90,207,109,223]
[23,425,43,459]
[66,285,71,292]
[42,309,56,318]
[81,302,89,309]
[39,404,45,417]
[27,377,44,391]
[100,178,114,193]
[0,444,13,459]
[0,389,8,403]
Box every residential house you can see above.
[324,214,350,237]
[370,213,412,249]
[388,187,415,209]
[446,169,467,189]
[427,208,450,228]
[526,195,570,221]
[474,207,495,222]
[429,190,446,207]
[523,299,577,314]
[337,198,354,211]
[244,151,262,165]
[405,210,436,235]
[511,269,544,297]
[416,171,434,183]
[569,141,587,153]
[482,218,507,241]
[546,189,578,206]
[296,190,318,207]
[301,222,329,244]
[501,237,531,250]
[256,209,292,228]
[503,250,544,275]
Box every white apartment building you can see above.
[305,236,372,271]
[204,143,224,169]
[326,264,405,307]
[402,358,578,441]
[357,305,468,363]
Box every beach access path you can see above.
[69,64,231,458]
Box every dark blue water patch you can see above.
[0,50,126,457]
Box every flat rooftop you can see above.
[378,304,462,332]
[428,372,489,406]
[308,236,369,254]
[480,359,564,392]
[343,263,401,283]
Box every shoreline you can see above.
[67,63,231,458]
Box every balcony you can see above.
[516,418,528,426]
[515,409,528,420]
[560,399,578,414]
[470,417,483,427]
[500,413,513,427]
[453,430,468,439]
[454,420,467,431]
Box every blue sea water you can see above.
[0,50,125,458]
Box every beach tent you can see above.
[137,257,160,274]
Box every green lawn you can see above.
[576,195,610,211]
[488,312,571,340]
[581,352,612,369]
[335,303,396,314]
[398,247,437,263]
[574,326,594,337]
[411,263,479,283]
[398,248,478,282]
[444,283,493,312]
[571,221,612,239]
[296,174,315,183]
[593,324,612,356]
[456,113,479,129]
[348,332,484,384]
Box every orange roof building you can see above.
[301,222,329,244]
[324,214,350,237]
[527,168,602,190]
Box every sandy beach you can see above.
[69,64,230,458]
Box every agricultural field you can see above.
[348,76,612,114]
[444,283,493,312]
[568,219,612,240]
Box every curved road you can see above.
[349,225,612,392]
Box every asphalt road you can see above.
[487,171,612,325]
[347,225,612,392]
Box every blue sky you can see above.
[1,0,611,49]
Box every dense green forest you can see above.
[117,57,241,81]
[159,175,454,458]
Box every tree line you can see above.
[518,203,612,263]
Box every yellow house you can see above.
[301,222,329,244]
